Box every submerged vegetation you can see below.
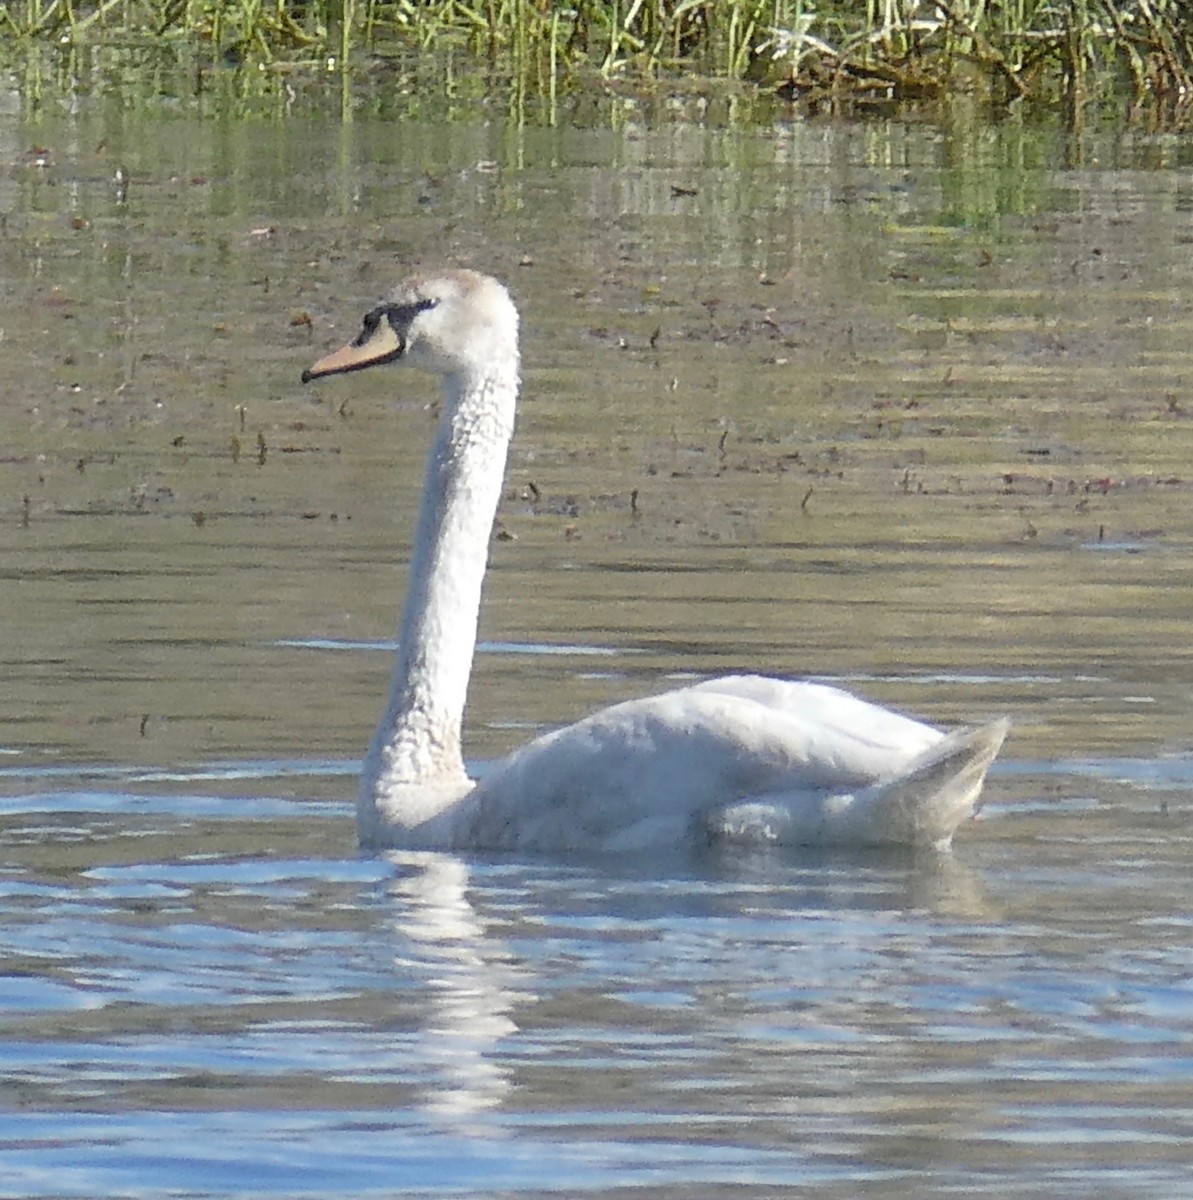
[4,1,1193,122]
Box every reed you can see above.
[3,0,1192,121]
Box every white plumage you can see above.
[303,269,1007,854]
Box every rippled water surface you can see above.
[4,56,1193,1197]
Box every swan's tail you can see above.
[709,717,1009,851]
[861,717,1010,849]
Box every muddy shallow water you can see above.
[3,61,1193,1196]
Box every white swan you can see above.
[302,269,1008,853]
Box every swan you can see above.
[302,268,1007,853]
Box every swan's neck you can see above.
[361,358,518,836]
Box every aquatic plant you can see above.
[2,0,1192,123]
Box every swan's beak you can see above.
[301,319,404,383]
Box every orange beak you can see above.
[301,316,404,383]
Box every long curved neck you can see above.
[361,356,518,833]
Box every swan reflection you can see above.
[384,850,528,1119]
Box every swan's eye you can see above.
[381,296,438,332]
[353,308,382,347]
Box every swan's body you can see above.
[303,269,1007,853]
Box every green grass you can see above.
[4,0,1193,122]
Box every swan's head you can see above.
[301,269,518,384]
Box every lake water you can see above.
[3,52,1193,1196]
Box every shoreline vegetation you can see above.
[3,2,1193,124]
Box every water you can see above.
[3,55,1193,1196]
[5,794,1193,1196]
